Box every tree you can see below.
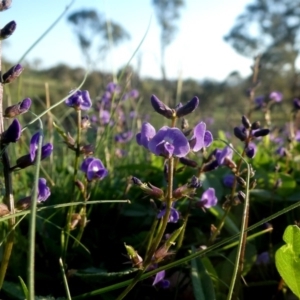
[224,0,300,94]
[67,9,130,66]
[152,0,185,81]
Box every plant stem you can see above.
[63,109,82,260]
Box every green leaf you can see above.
[275,225,300,298]
[190,246,216,300]
[2,280,25,300]
[18,276,28,300]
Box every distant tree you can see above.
[67,9,130,66]
[224,0,300,94]
[152,0,185,81]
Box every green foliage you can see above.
[275,225,300,298]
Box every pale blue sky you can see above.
[1,0,255,81]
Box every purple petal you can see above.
[37,178,51,202]
[136,122,156,149]
[200,188,218,208]
[153,270,165,286]
[30,132,42,161]
[148,127,190,158]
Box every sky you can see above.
[0,0,255,81]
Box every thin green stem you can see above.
[63,109,82,259]
[27,130,43,300]
[59,258,72,300]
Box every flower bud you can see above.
[179,157,198,168]
[4,98,31,118]
[201,160,219,172]
[237,191,246,202]
[251,121,260,130]
[16,196,31,210]
[253,128,270,137]
[150,95,174,119]
[234,127,246,141]
[124,244,143,269]
[75,180,85,193]
[2,64,23,84]
[236,176,246,187]
[131,177,164,199]
[176,96,199,118]
[70,214,81,230]
[1,118,21,144]
[241,115,251,129]
[0,20,16,40]
[0,0,12,11]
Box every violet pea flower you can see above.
[80,157,108,181]
[189,121,213,152]
[2,119,21,144]
[196,188,218,209]
[136,122,156,149]
[65,90,92,111]
[148,126,190,158]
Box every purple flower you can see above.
[153,270,170,289]
[256,251,270,265]
[197,188,218,208]
[189,122,213,152]
[99,109,110,125]
[148,126,190,158]
[12,133,53,170]
[2,119,21,144]
[37,178,51,202]
[136,122,156,149]
[216,146,233,165]
[65,90,92,111]
[223,174,235,188]
[157,205,179,223]
[254,95,265,108]
[115,131,133,143]
[80,157,108,181]
[269,91,283,102]
[106,82,121,94]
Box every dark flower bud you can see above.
[80,144,94,156]
[0,0,11,11]
[1,118,21,144]
[2,64,23,84]
[150,95,174,119]
[4,98,31,118]
[250,179,257,189]
[237,191,246,202]
[179,157,198,168]
[241,115,251,129]
[176,96,199,118]
[132,176,143,186]
[236,176,246,187]
[75,180,85,193]
[234,127,246,141]
[189,176,202,189]
[293,98,300,110]
[202,160,219,172]
[251,121,260,130]
[253,128,270,137]
[0,20,16,40]
[16,196,31,210]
